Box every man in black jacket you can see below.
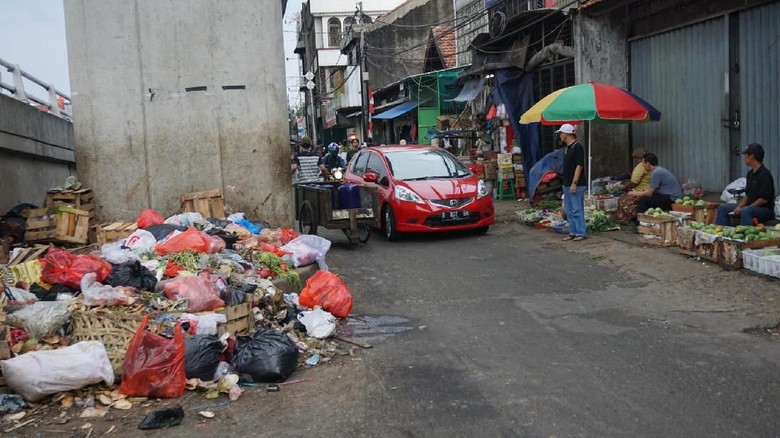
[716,143,776,225]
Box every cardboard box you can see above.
[497,154,513,168]
[482,160,497,180]
[498,168,515,180]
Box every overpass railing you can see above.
[0,56,72,119]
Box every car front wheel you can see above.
[384,206,401,241]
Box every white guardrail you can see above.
[0,56,72,119]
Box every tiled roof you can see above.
[432,25,456,68]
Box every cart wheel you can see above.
[342,228,359,245]
[359,225,371,243]
[298,201,317,235]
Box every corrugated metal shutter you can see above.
[740,2,780,190]
[630,18,729,192]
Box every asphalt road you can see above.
[46,211,780,438]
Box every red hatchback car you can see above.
[344,145,495,240]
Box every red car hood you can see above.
[400,177,479,200]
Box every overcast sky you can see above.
[0,0,304,107]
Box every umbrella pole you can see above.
[587,121,592,198]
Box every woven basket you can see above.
[71,308,169,377]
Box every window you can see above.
[366,152,387,179]
[352,151,369,175]
[328,18,341,47]
[343,17,355,32]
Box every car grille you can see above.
[423,212,481,227]
[429,197,473,208]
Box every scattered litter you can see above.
[198,411,215,419]
[138,406,184,430]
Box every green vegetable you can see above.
[168,250,202,272]
[253,251,301,288]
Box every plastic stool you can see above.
[496,178,516,200]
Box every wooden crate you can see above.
[46,189,95,218]
[217,301,252,336]
[719,237,780,269]
[25,206,90,245]
[694,203,719,224]
[677,226,697,251]
[96,222,138,244]
[637,213,679,246]
[694,231,721,262]
[181,189,226,219]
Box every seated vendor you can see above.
[715,143,776,226]
[616,147,652,223]
[630,153,683,212]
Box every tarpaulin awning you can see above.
[372,100,419,120]
[446,77,485,102]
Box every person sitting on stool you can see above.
[630,153,683,212]
[715,143,775,226]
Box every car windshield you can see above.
[385,150,471,181]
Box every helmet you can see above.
[359,142,368,149]
[327,143,339,153]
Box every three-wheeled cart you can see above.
[294,182,379,245]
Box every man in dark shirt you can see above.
[559,124,587,241]
[716,143,776,225]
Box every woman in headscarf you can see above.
[616,147,652,223]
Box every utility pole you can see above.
[358,2,369,142]
[304,71,317,147]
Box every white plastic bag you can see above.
[1,341,114,401]
[280,235,332,270]
[297,307,336,339]
[7,300,70,339]
[100,229,157,264]
[721,177,746,203]
[165,212,208,228]
[79,273,129,306]
[180,313,228,336]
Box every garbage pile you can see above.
[0,206,359,431]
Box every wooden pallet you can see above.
[25,206,90,245]
[96,222,138,244]
[46,188,95,218]
[180,189,226,219]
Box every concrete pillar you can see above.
[65,0,292,225]
[574,9,631,178]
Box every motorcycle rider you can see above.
[321,142,346,179]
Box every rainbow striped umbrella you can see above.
[519,82,661,125]
[519,82,661,194]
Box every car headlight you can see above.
[477,179,489,199]
[394,185,425,204]
[332,169,344,180]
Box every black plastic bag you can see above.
[138,406,184,430]
[207,218,231,228]
[231,329,299,383]
[142,224,187,241]
[29,283,78,301]
[221,283,256,307]
[184,335,223,381]
[107,261,157,291]
[205,229,239,249]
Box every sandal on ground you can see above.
[572,236,587,242]
[562,236,575,241]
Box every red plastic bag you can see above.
[162,274,225,312]
[260,242,291,257]
[298,270,353,318]
[41,248,112,289]
[279,228,299,245]
[137,209,165,228]
[120,315,186,398]
[155,227,212,255]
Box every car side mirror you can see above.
[363,172,379,183]
[379,176,390,187]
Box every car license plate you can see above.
[441,210,470,221]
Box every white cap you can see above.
[554,123,576,134]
